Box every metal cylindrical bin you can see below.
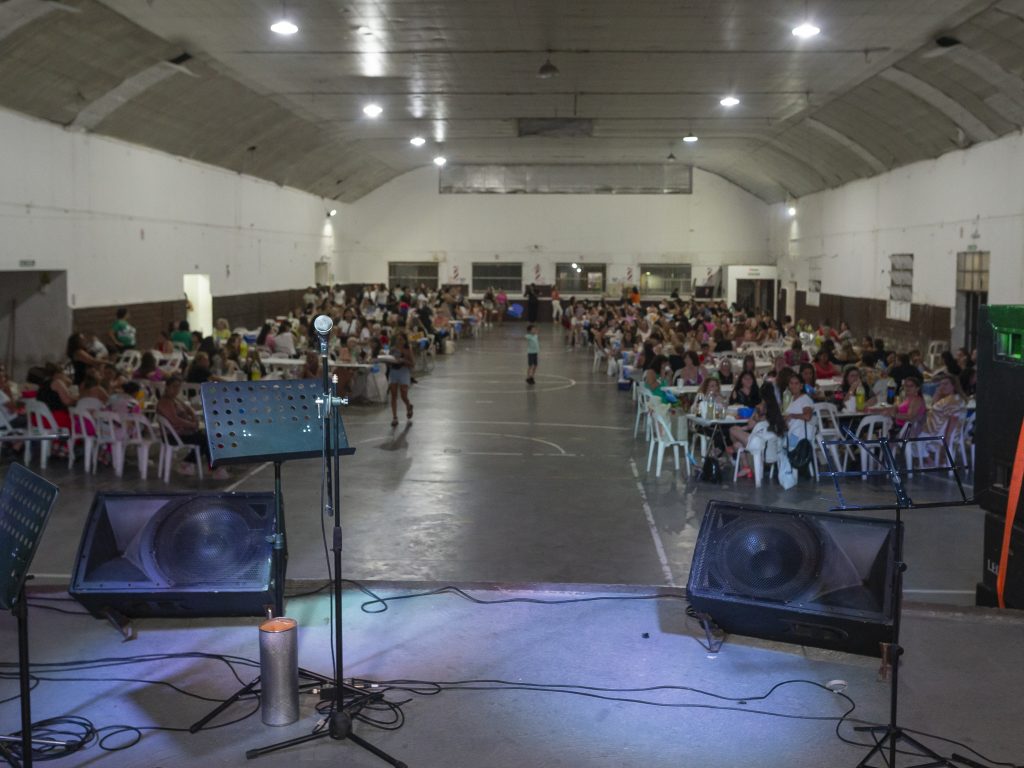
[259,617,299,726]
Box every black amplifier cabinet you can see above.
[974,305,1024,608]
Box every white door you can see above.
[315,261,330,286]
[183,274,212,337]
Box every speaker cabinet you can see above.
[976,512,1024,608]
[70,492,276,618]
[687,501,900,657]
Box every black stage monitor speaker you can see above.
[70,492,276,618]
[687,501,900,657]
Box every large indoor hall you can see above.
[2,1,1024,767]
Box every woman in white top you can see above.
[273,322,297,357]
[783,374,815,444]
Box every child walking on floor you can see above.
[525,324,539,385]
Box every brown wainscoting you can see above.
[795,292,950,353]
[72,289,308,351]
[212,289,307,331]
[72,300,185,352]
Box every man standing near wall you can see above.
[108,307,136,352]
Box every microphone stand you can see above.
[245,325,406,767]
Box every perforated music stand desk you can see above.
[0,463,60,768]
[201,379,354,617]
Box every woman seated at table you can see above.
[730,383,787,478]
[740,354,757,379]
[133,351,165,382]
[715,358,735,386]
[920,374,966,441]
[813,349,839,381]
[675,351,704,387]
[642,356,679,406]
[242,349,267,381]
[881,375,926,437]
[298,349,321,380]
[797,363,821,400]
[156,375,228,479]
[691,377,728,416]
[729,371,762,410]
[784,374,816,447]
[835,366,876,412]
[783,339,809,368]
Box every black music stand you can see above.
[200,379,353,617]
[818,429,973,768]
[0,464,60,768]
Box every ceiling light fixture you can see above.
[683,133,698,143]
[666,152,677,162]
[571,262,578,269]
[409,136,426,147]
[537,57,560,79]
[792,22,821,38]
[433,155,447,167]
[787,206,797,217]
[357,25,375,36]
[363,103,383,117]
[720,96,740,107]
[270,20,298,35]
[328,209,337,217]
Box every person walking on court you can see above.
[525,324,539,385]
[388,332,415,426]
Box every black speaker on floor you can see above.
[70,492,276,618]
[976,512,1024,607]
[686,501,900,657]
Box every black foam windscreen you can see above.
[70,492,276,618]
[687,501,899,657]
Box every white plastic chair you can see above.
[115,349,141,374]
[122,413,159,480]
[157,415,204,482]
[926,341,948,372]
[905,413,964,475]
[733,422,781,487]
[24,400,62,469]
[92,411,127,477]
[851,415,892,476]
[812,403,846,471]
[67,405,97,473]
[646,408,689,478]
[634,387,653,439]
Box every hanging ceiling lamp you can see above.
[537,57,560,79]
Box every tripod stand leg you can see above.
[854,726,955,768]
[190,678,259,733]
[347,731,408,768]
[0,738,22,768]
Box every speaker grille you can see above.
[707,515,821,601]
[142,497,269,586]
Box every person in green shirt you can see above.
[109,307,137,351]
[525,324,539,385]
[170,320,193,351]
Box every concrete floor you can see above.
[1,325,1016,768]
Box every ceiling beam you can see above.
[0,0,78,43]
[878,68,997,143]
[71,60,196,132]
[802,119,888,174]
[944,45,1024,128]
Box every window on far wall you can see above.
[388,262,438,289]
[639,264,692,296]
[472,262,522,294]
[555,262,606,294]
[887,253,913,322]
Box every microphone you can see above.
[313,315,334,338]
[313,315,333,355]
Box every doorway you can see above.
[735,279,776,316]
[183,274,212,337]
[953,251,989,351]
[315,260,330,286]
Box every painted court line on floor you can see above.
[224,461,272,492]
[629,458,677,587]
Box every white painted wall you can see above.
[772,130,1024,311]
[336,166,773,294]
[0,106,341,309]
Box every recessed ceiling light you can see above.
[270,20,298,35]
[683,133,698,143]
[433,155,447,167]
[409,136,426,147]
[720,96,740,107]
[792,22,821,39]
[363,103,383,117]
[787,206,797,217]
